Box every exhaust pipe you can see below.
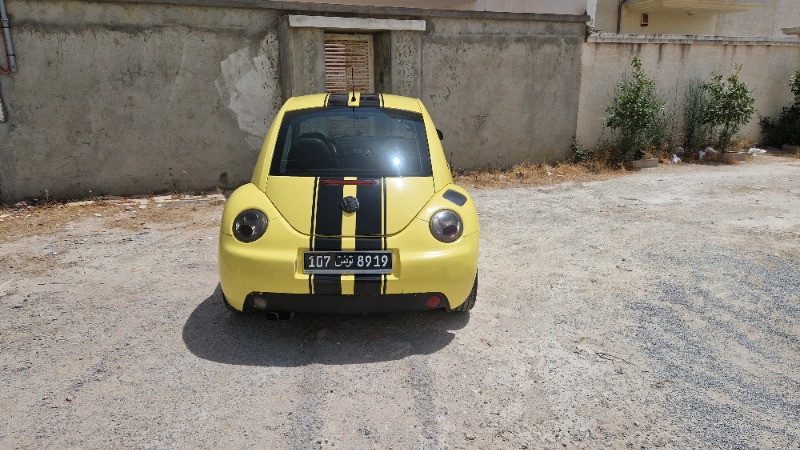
[249,295,293,320]
[265,311,294,321]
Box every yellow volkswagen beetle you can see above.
[218,93,479,315]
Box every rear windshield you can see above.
[269,107,432,177]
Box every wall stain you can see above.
[214,35,281,150]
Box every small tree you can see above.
[760,70,800,147]
[702,66,756,151]
[604,57,665,162]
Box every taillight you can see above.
[429,209,463,243]
[232,209,268,242]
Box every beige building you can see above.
[291,0,800,37]
[578,0,800,149]
[591,0,800,37]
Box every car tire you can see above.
[452,274,477,312]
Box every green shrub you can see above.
[795,71,800,104]
[604,58,665,162]
[760,70,800,147]
[570,140,592,163]
[702,66,756,151]
[683,79,714,152]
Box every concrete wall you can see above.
[421,18,586,168]
[0,0,587,202]
[576,34,800,148]
[0,0,283,202]
[280,16,424,99]
[276,13,587,169]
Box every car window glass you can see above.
[270,107,433,177]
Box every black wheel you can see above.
[452,274,478,312]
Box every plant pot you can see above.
[625,157,659,170]
[721,151,746,163]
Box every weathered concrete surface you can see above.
[0,0,587,203]
[374,31,424,98]
[576,36,800,149]
[265,14,588,169]
[279,20,325,99]
[422,18,585,169]
[375,30,424,98]
[389,31,423,98]
[0,0,283,202]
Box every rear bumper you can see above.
[219,224,479,313]
[242,292,450,314]
[218,183,479,314]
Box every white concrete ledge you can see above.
[289,14,426,31]
[588,32,800,46]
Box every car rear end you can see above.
[219,93,478,313]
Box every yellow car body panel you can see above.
[383,183,479,302]
[265,176,435,236]
[219,183,479,311]
[219,92,479,314]
[381,94,422,113]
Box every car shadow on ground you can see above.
[182,285,470,367]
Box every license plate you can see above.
[303,251,393,275]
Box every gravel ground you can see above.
[1,154,799,449]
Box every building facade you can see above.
[0,0,587,202]
[0,0,798,202]
[591,0,799,37]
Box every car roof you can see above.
[283,92,423,114]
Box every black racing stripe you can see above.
[314,237,342,249]
[354,276,382,295]
[308,177,319,294]
[313,275,343,295]
[327,93,349,107]
[354,178,383,295]
[314,180,344,239]
[355,179,382,238]
[359,93,381,107]
[312,179,344,295]
[382,177,388,295]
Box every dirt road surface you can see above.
[1,155,799,449]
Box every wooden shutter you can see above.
[324,34,374,94]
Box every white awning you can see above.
[288,15,426,31]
